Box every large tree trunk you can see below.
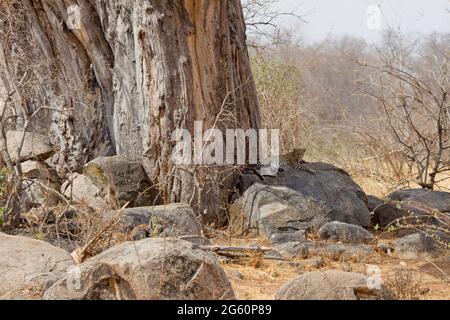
[0,0,260,224]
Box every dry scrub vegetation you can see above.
[251,30,450,195]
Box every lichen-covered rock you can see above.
[84,156,159,208]
[295,257,325,269]
[44,238,235,300]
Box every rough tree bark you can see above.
[0,0,260,224]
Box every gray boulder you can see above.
[396,233,447,260]
[388,189,450,213]
[276,270,389,300]
[232,183,329,240]
[107,203,202,238]
[44,238,235,300]
[295,257,325,269]
[318,221,374,244]
[0,233,74,299]
[6,130,54,162]
[270,242,309,260]
[372,202,428,228]
[239,163,370,228]
[84,156,159,208]
[373,205,447,231]
[373,189,450,229]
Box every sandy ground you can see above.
[213,237,450,300]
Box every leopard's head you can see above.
[289,148,306,160]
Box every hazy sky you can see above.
[276,0,450,43]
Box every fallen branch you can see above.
[200,245,272,252]
[199,244,271,254]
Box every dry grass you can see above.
[223,256,450,300]
[70,203,129,263]
[214,236,450,300]
[19,199,131,263]
[349,159,450,198]
[223,259,301,300]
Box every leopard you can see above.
[245,148,316,180]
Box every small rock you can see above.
[20,160,59,182]
[396,233,446,260]
[18,161,61,210]
[318,221,374,244]
[270,242,309,260]
[306,242,375,261]
[269,230,307,244]
[21,179,61,210]
[297,257,324,269]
